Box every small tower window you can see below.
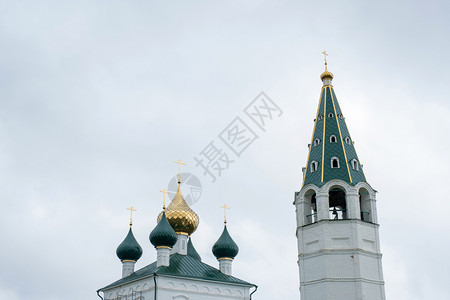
[351,159,359,170]
[330,135,337,143]
[328,113,334,118]
[313,138,320,146]
[318,114,323,121]
[311,161,318,172]
[345,137,351,144]
[338,113,343,119]
[331,157,340,168]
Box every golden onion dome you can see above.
[157,184,199,235]
[320,64,334,81]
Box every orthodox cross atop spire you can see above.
[173,159,186,183]
[322,50,328,65]
[221,204,230,224]
[127,206,136,227]
[320,50,334,82]
[160,188,169,209]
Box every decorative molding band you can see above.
[156,246,172,249]
[301,277,385,286]
[159,274,254,288]
[176,232,189,236]
[298,218,380,230]
[298,179,377,196]
[299,248,383,259]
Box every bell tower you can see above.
[294,53,386,300]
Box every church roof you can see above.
[302,73,366,187]
[100,253,253,291]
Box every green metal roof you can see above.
[302,84,366,187]
[100,253,253,291]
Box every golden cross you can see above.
[127,206,136,226]
[221,204,230,224]
[322,50,328,64]
[173,159,186,182]
[160,188,169,209]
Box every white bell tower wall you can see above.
[294,180,385,300]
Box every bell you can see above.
[332,207,338,219]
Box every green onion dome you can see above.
[116,228,143,262]
[150,211,178,248]
[187,237,201,261]
[212,225,239,260]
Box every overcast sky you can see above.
[1,1,450,300]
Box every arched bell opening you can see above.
[328,187,347,220]
[359,188,372,222]
[303,189,317,224]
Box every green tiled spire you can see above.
[302,68,366,187]
[187,237,202,261]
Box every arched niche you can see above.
[189,285,198,292]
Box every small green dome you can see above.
[187,237,201,261]
[150,211,178,248]
[116,228,143,262]
[212,225,239,259]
